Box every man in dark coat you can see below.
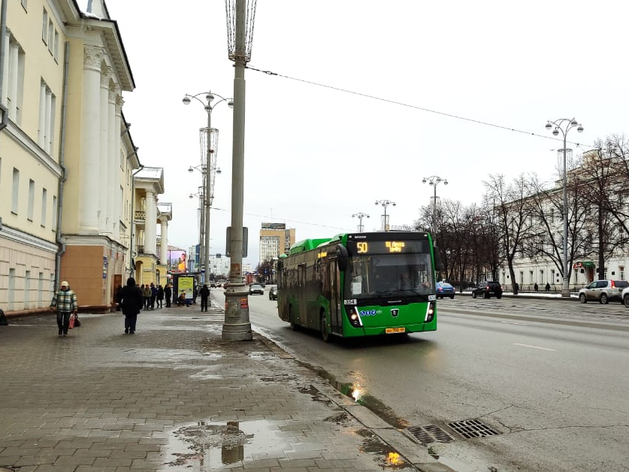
[164,283,172,308]
[119,277,143,334]
[199,284,210,312]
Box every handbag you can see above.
[69,313,76,329]
[74,314,81,327]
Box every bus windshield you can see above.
[347,252,434,298]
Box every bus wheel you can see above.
[320,312,330,343]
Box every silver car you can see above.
[578,280,629,304]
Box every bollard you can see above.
[0,308,8,326]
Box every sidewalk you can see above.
[0,300,454,472]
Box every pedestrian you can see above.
[545,282,551,292]
[200,284,210,312]
[172,285,177,306]
[150,282,157,310]
[50,280,78,337]
[142,284,151,310]
[119,277,143,334]
[534,283,538,292]
[157,285,164,308]
[164,283,172,308]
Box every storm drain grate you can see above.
[407,425,455,444]
[448,419,501,439]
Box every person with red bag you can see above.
[50,281,78,337]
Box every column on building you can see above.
[114,95,123,234]
[160,218,169,265]
[144,190,157,256]
[98,66,112,233]
[106,84,118,235]
[79,45,104,232]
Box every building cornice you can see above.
[4,121,63,178]
[0,224,58,253]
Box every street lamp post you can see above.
[224,0,257,341]
[421,176,448,231]
[183,91,232,283]
[189,185,205,271]
[352,212,370,232]
[374,200,396,231]
[545,118,584,298]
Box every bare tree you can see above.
[483,174,535,295]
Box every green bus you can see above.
[276,231,442,341]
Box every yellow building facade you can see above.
[0,0,171,315]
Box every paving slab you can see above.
[0,300,457,472]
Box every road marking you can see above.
[513,343,556,352]
[501,321,525,325]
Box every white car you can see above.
[578,280,629,304]
[622,286,629,308]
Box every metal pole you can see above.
[223,0,252,341]
[433,183,437,229]
[204,108,212,284]
[562,133,569,298]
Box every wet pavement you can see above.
[0,299,455,472]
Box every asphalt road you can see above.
[214,288,629,472]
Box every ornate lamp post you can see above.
[545,118,584,297]
[352,212,370,232]
[224,0,258,340]
[374,200,396,231]
[183,92,232,282]
[421,176,448,231]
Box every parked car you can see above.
[579,280,629,304]
[436,281,455,299]
[269,286,278,300]
[471,281,503,299]
[249,284,264,295]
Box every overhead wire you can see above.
[246,65,597,150]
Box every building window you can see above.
[38,80,56,155]
[38,272,44,305]
[8,268,16,309]
[41,187,47,226]
[52,195,57,231]
[25,270,31,308]
[42,9,48,44]
[4,35,25,123]
[53,30,59,61]
[11,168,19,214]
[47,19,53,52]
[27,179,35,221]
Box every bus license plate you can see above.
[386,327,405,334]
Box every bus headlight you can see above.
[349,309,363,327]
[425,302,435,323]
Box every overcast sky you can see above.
[97,0,628,266]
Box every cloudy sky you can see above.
[97,0,628,266]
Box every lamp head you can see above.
[444,180,449,185]
[545,122,552,130]
[216,168,222,174]
[552,129,559,136]
[182,96,191,105]
[206,94,215,103]
[188,166,194,172]
[570,119,578,126]
[422,178,427,184]
[228,100,234,108]
[375,201,378,205]
[392,202,396,206]
[577,125,584,133]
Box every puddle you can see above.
[356,429,415,470]
[161,419,286,470]
[304,364,408,429]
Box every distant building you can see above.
[259,223,295,263]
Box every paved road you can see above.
[239,290,629,472]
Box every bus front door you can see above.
[329,259,341,334]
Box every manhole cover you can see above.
[448,419,500,439]
[407,425,454,444]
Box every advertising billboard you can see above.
[168,249,187,273]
